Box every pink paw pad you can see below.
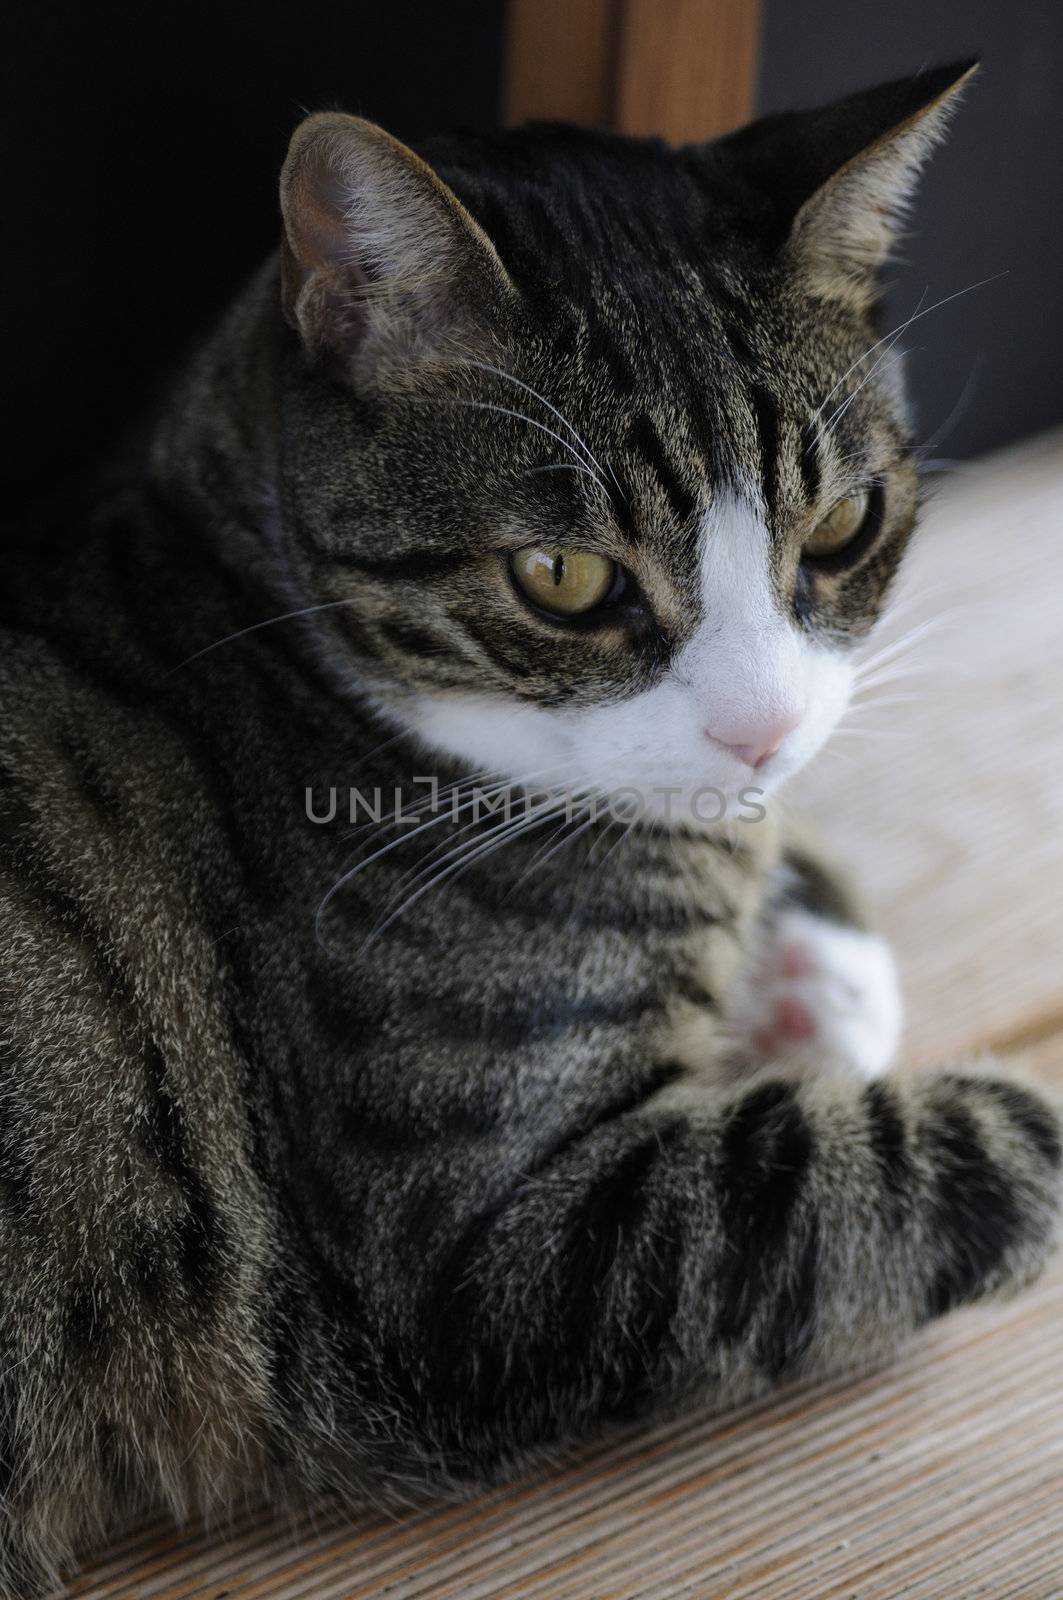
[752,996,818,1056]
[780,944,813,979]
[771,996,817,1040]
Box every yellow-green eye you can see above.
[804,490,870,558]
[510,546,617,617]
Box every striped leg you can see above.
[398,1065,1061,1477]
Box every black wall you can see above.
[757,0,1063,460]
[5,1,1060,497]
[2,1,505,496]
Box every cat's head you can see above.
[276,63,974,823]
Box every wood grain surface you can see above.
[504,0,762,141]
[60,429,1063,1596]
[503,0,617,129]
[612,0,762,143]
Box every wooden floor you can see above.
[62,430,1063,1598]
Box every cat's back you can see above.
[0,493,280,1567]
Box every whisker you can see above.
[316,791,495,942]
[523,462,603,487]
[459,360,612,486]
[170,596,359,673]
[327,759,586,939]
[853,614,955,677]
[605,462,630,509]
[830,721,909,743]
[508,788,602,888]
[592,814,639,872]
[916,353,986,454]
[341,767,501,842]
[446,398,609,489]
[517,804,599,881]
[824,346,915,435]
[816,285,929,416]
[917,458,975,479]
[815,273,1005,420]
[848,687,927,710]
[363,795,572,945]
[378,777,552,903]
[384,760,586,893]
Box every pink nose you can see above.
[707,711,803,769]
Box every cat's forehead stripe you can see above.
[799,419,823,507]
[748,383,783,524]
[626,413,699,530]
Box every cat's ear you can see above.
[280,113,515,382]
[722,61,977,309]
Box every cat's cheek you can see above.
[391,691,578,791]
[758,645,856,786]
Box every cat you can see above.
[1,56,1059,1594]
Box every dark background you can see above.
[4,1,1061,498]
[757,2,1063,466]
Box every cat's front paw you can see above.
[732,907,903,1081]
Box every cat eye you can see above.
[510,546,619,618]
[803,490,870,559]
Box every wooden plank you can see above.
[503,0,762,142]
[613,0,762,142]
[503,0,618,128]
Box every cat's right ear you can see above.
[280,113,515,383]
[717,61,977,312]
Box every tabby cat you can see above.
[2,59,1059,1593]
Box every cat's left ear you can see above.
[720,60,977,309]
[280,113,515,383]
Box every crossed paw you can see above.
[731,906,903,1080]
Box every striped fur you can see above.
[0,61,1059,1593]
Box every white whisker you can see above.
[916,353,987,454]
[816,285,929,416]
[341,767,501,843]
[854,614,954,678]
[363,795,573,945]
[448,398,609,490]
[321,758,589,947]
[509,789,602,888]
[459,360,612,486]
[518,805,599,881]
[815,273,1004,424]
[380,776,555,902]
[824,346,914,435]
[523,462,603,487]
[170,596,359,672]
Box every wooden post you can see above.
[503,0,618,129]
[503,0,762,143]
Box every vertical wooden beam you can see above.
[503,0,619,129]
[613,0,762,143]
[503,0,761,144]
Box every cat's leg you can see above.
[401,1064,1060,1480]
[726,837,902,1081]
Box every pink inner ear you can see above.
[280,231,371,361]
[314,272,371,360]
[287,147,357,275]
[281,135,378,357]
[280,113,513,376]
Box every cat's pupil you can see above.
[553,554,565,587]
